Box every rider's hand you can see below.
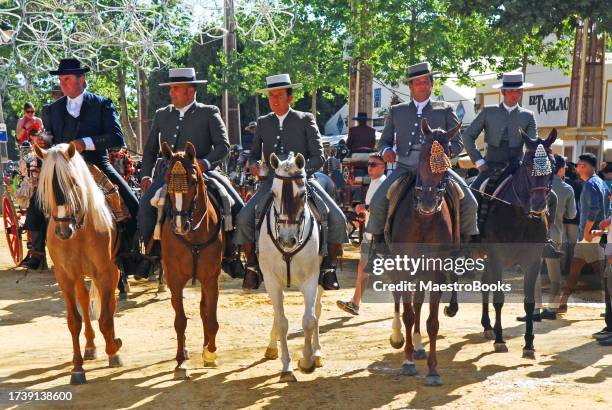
[382,149,396,163]
[355,204,367,214]
[250,163,260,177]
[73,139,86,153]
[140,177,152,193]
[477,163,488,173]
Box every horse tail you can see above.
[89,281,101,321]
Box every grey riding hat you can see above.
[406,61,440,81]
[493,72,534,90]
[159,68,207,86]
[256,74,303,93]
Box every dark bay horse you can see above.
[160,142,224,380]
[35,143,123,385]
[475,129,557,359]
[387,119,461,386]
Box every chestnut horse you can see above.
[386,119,461,386]
[160,142,224,380]
[35,143,123,385]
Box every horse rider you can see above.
[346,112,376,152]
[366,61,479,256]
[22,58,145,271]
[236,73,349,290]
[138,67,245,278]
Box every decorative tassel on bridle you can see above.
[430,140,452,174]
[532,144,552,177]
[168,161,189,193]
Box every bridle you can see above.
[510,154,553,217]
[414,172,449,214]
[169,163,210,233]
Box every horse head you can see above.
[269,152,307,249]
[35,142,113,240]
[162,141,206,236]
[518,128,557,215]
[415,118,461,215]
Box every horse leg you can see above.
[413,291,427,360]
[75,278,96,360]
[312,284,324,367]
[481,260,494,340]
[425,289,443,386]
[268,281,295,382]
[298,279,318,374]
[202,273,220,367]
[170,282,189,379]
[58,276,86,385]
[490,254,507,352]
[522,257,540,359]
[400,300,417,376]
[390,292,405,348]
[94,274,123,368]
[265,319,279,360]
[445,273,459,317]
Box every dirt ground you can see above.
[0,240,611,409]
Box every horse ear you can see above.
[161,142,173,160]
[520,129,536,148]
[545,128,558,147]
[295,153,305,169]
[421,118,432,136]
[65,143,76,160]
[33,143,47,160]
[270,153,280,169]
[185,142,196,161]
[447,122,462,140]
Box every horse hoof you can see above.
[444,306,457,317]
[118,292,128,301]
[494,342,508,353]
[264,347,278,360]
[425,374,443,386]
[203,350,218,367]
[522,349,536,359]
[314,355,323,368]
[183,349,190,360]
[174,367,190,380]
[414,349,428,360]
[108,354,123,368]
[158,283,167,292]
[389,335,405,349]
[298,358,316,374]
[483,329,496,340]
[400,363,418,376]
[84,348,97,360]
[70,371,87,385]
[279,371,297,383]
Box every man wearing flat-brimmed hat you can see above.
[346,112,376,152]
[366,61,479,258]
[463,72,538,190]
[21,58,144,271]
[235,73,348,290]
[138,67,245,278]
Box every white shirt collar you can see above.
[413,98,430,115]
[66,92,85,118]
[275,108,290,128]
[177,100,196,118]
[502,102,518,113]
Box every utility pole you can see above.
[223,0,241,146]
[347,0,373,129]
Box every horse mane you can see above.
[37,144,114,233]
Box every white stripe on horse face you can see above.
[174,193,183,227]
[57,205,66,219]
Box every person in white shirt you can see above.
[337,154,387,315]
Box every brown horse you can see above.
[159,141,224,380]
[386,119,461,386]
[34,143,123,385]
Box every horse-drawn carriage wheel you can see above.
[2,193,24,265]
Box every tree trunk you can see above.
[117,67,137,151]
[254,94,260,118]
[311,89,317,119]
[138,68,150,154]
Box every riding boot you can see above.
[363,234,389,274]
[241,243,262,290]
[20,230,46,270]
[221,230,246,279]
[319,243,343,290]
[117,220,151,280]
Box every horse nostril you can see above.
[55,226,62,236]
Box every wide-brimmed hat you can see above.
[159,68,207,86]
[49,58,90,75]
[244,121,257,130]
[352,112,373,121]
[406,62,440,82]
[256,74,302,93]
[493,72,534,89]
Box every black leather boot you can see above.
[241,243,262,290]
[20,231,46,270]
[221,231,245,279]
[319,243,342,290]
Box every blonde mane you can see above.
[37,144,114,233]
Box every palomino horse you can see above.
[160,142,224,380]
[259,152,323,382]
[473,129,557,358]
[386,119,462,386]
[34,143,123,385]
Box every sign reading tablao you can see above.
[524,87,570,128]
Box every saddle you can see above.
[87,164,130,223]
[384,172,463,245]
[475,164,516,234]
